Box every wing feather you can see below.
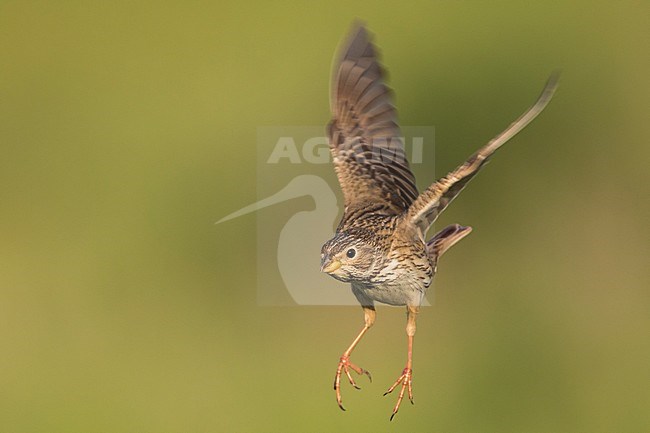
[328,24,419,222]
[406,73,560,235]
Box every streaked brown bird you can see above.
[320,23,558,420]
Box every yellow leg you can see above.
[334,306,375,411]
[384,305,418,420]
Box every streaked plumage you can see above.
[321,23,558,420]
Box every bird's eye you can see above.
[346,248,356,259]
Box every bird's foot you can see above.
[383,367,413,421]
[333,354,372,411]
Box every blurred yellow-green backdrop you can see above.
[1,1,649,432]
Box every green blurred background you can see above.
[1,1,649,432]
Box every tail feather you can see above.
[427,224,473,258]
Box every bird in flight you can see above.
[320,23,558,420]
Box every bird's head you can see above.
[320,231,380,283]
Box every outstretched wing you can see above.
[407,73,560,236]
[328,24,419,222]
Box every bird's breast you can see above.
[371,246,433,287]
[354,276,426,306]
[358,253,433,306]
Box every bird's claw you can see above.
[384,367,413,421]
[334,354,371,411]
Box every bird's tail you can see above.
[426,224,473,259]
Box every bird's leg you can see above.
[384,305,418,420]
[334,306,375,411]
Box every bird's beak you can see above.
[321,259,342,274]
